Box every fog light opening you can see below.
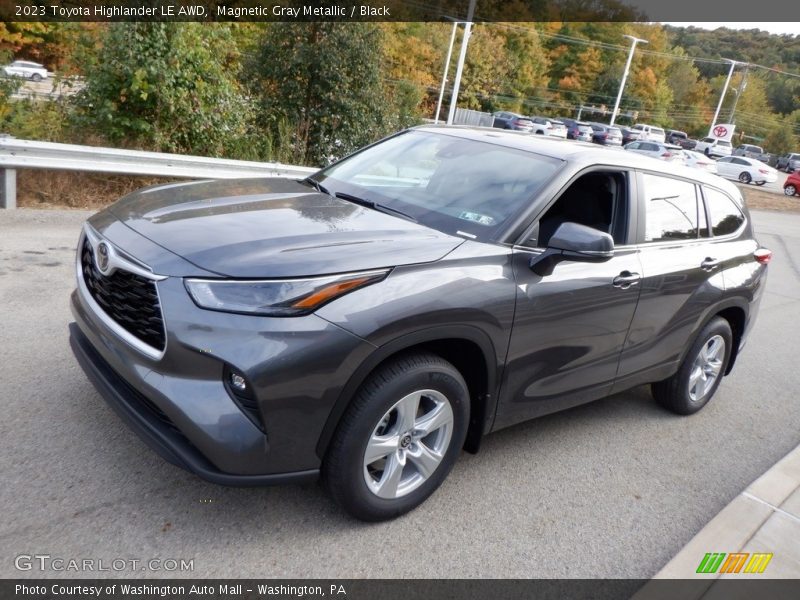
[230,372,247,392]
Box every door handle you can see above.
[612,271,641,289]
[701,257,721,271]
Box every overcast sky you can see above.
[662,22,798,36]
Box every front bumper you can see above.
[69,323,318,486]
[69,223,377,484]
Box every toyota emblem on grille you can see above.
[96,242,111,274]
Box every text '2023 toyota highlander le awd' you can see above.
[70,127,770,521]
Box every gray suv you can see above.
[70,127,770,521]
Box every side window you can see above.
[533,171,628,247]
[703,187,745,236]
[627,142,640,149]
[642,174,701,242]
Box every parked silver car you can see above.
[776,153,800,173]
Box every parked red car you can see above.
[784,171,800,197]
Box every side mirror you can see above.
[530,222,615,276]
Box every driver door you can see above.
[494,169,643,429]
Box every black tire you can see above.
[785,184,797,197]
[652,317,732,415]
[755,181,766,186]
[323,351,469,521]
[739,172,752,184]
[704,148,711,157]
[31,73,42,82]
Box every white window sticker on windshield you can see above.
[459,211,496,226]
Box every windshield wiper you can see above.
[334,192,417,223]
[303,177,332,196]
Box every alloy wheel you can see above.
[688,335,726,402]
[785,185,796,196]
[739,172,752,184]
[363,389,453,499]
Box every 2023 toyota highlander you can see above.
[70,127,770,521]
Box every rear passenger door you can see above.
[613,172,724,392]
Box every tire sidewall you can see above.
[329,358,469,520]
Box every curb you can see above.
[642,442,800,593]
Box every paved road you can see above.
[1,208,799,579]
[9,77,81,100]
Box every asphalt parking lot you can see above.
[1,207,799,579]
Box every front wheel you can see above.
[785,184,797,196]
[652,317,732,415]
[323,352,469,521]
[739,172,752,184]
[755,181,766,186]
[30,73,42,82]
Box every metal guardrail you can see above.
[0,137,318,209]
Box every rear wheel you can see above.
[755,181,766,186]
[30,73,42,82]
[739,172,752,184]
[784,184,797,196]
[652,317,732,415]
[323,352,469,521]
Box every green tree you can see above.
[249,22,390,166]
[73,23,255,158]
[763,125,798,155]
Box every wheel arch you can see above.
[316,326,500,460]
[716,305,746,375]
[679,300,748,376]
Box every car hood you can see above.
[105,178,463,278]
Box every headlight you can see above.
[184,270,389,316]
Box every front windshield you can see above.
[315,130,562,242]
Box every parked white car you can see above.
[694,137,733,158]
[624,141,685,165]
[681,150,718,174]
[530,116,567,138]
[631,124,666,143]
[715,156,778,185]
[2,60,48,82]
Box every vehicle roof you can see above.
[413,125,740,195]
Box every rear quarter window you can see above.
[703,187,745,236]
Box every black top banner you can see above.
[3,0,800,23]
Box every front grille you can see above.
[81,238,166,352]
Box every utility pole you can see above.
[728,64,749,123]
[434,20,459,124]
[446,0,477,125]
[710,59,736,130]
[609,35,647,127]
